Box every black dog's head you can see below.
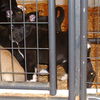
[9,6,65,43]
[9,11,37,42]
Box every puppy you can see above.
[7,6,65,81]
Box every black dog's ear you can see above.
[6,9,23,22]
[55,6,65,33]
[25,12,39,22]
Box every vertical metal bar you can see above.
[68,0,75,99]
[0,50,2,81]
[9,0,15,81]
[48,0,56,96]
[80,0,88,100]
[74,0,81,99]
[22,0,27,80]
[36,0,40,81]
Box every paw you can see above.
[29,74,37,82]
[39,69,48,74]
[61,74,68,81]
[87,43,91,49]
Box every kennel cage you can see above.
[0,0,72,97]
[0,0,57,96]
[0,0,96,100]
[0,0,76,99]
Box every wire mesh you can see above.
[0,0,69,97]
[0,0,50,87]
[87,0,100,98]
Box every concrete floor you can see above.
[0,96,67,100]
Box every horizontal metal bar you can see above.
[88,12,100,15]
[88,38,100,43]
[0,22,48,24]
[0,73,64,77]
[0,48,49,50]
[88,32,100,34]
[87,57,100,60]
[86,82,100,84]
[0,82,49,90]
[0,72,49,75]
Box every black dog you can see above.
[0,6,66,81]
[10,6,66,81]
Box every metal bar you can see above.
[36,0,40,82]
[0,22,48,24]
[86,82,100,84]
[0,72,49,75]
[22,0,27,81]
[80,0,88,100]
[0,82,49,90]
[88,32,100,33]
[48,0,56,96]
[74,0,81,99]
[68,0,75,99]
[0,48,49,50]
[87,57,100,59]
[88,38,100,44]
[9,0,15,81]
[0,50,2,81]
